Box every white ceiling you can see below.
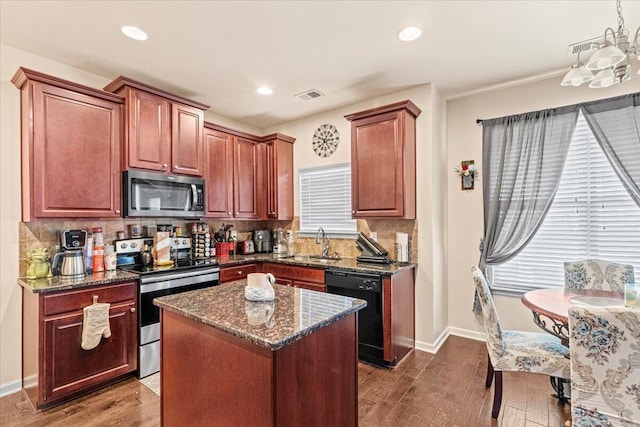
[2,1,639,129]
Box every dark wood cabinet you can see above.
[345,100,421,219]
[233,137,260,219]
[104,76,208,177]
[262,263,326,292]
[220,263,259,283]
[262,134,295,220]
[203,127,234,218]
[12,68,124,222]
[383,267,416,365]
[22,281,137,410]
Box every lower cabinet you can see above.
[220,263,259,283]
[261,263,326,292]
[22,281,137,410]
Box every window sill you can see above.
[297,231,358,239]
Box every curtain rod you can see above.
[474,91,638,126]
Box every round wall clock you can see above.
[312,123,340,158]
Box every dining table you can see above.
[521,288,625,346]
[521,288,625,404]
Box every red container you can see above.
[215,242,232,257]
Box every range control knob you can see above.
[120,242,128,249]
[131,242,138,249]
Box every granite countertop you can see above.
[154,280,367,351]
[17,270,140,293]
[217,253,416,275]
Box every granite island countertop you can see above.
[17,270,140,293]
[216,253,416,275]
[154,280,367,350]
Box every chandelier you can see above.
[561,0,640,88]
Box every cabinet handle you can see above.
[352,210,355,214]
[130,307,136,313]
[228,212,232,215]
[163,163,168,168]
[175,165,179,169]
[115,209,121,214]
[237,271,242,275]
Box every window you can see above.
[492,113,640,293]
[299,163,357,236]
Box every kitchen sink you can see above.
[280,254,341,263]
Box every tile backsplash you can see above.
[18,217,416,276]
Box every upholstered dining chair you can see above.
[471,266,571,418]
[564,259,635,292]
[568,306,640,426]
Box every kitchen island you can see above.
[154,281,366,427]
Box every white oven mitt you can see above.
[81,303,111,350]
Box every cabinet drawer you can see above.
[262,263,325,284]
[43,281,137,317]
[220,263,258,283]
[294,281,326,293]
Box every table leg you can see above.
[550,377,570,404]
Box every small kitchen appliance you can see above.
[238,240,255,255]
[52,229,88,276]
[253,230,272,253]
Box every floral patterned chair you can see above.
[471,266,570,418]
[568,306,640,427]
[564,259,635,292]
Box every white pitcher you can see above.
[244,273,276,301]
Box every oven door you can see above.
[139,267,219,345]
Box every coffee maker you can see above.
[52,229,88,276]
[253,230,272,253]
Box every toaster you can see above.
[239,240,255,255]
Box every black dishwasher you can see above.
[326,269,384,366]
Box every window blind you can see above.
[299,163,357,235]
[492,113,640,293]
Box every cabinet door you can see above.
[203,128,233,218]
[43,301,137,402]
[264,139,294,220]
[126,88,171,172]
[30,82,122,219]
[351,111,405,218]
[233,137,259,219]
[172,103,204,176]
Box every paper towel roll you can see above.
[396,233,408,244]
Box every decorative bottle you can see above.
[91,227,105,273]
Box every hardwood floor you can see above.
[0,335,571,426]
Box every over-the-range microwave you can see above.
[122,170,205,218]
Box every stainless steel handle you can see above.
[191,184,198,211]
[130,307,136,312]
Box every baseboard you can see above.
[0,379,21,398]
[447,326,486,342]
[414,326,485,355]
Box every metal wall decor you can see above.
[312,123,340,158]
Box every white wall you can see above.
[446,75,640,337]
[264,84,450,349]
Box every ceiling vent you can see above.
[567,36,602,56]
[294,89,324,101]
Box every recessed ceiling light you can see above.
[257,86,273,95]
[121,26,148,41]
[398,26,421,42]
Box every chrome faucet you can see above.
[316,227,329,257]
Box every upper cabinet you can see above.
[203,124,260,219]
[104,76,208,177]
[203,123,295,220]
[12,68,124,221]
[262,134,295,220]
[345,100,421,219]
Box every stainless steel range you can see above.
[116,237,220,378]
